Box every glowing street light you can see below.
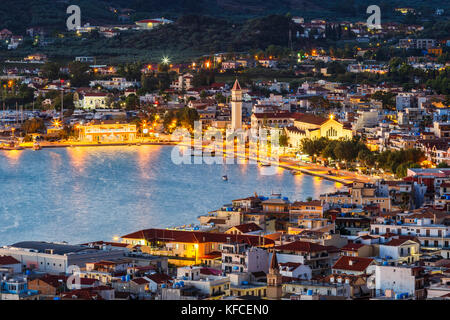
[162,56,170,65]
[52,119,62,129]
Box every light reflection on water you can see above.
[0,146,339,245]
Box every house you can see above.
[225,223,262,235]
[289,200,327,222]
[324,273,372,298]
[176,266,230,298]
[272,241,340,276]
[146,273,173,293]
[278,262,312,280]
[0,256,21,277]
[378,239,420,264]
[28,274,99,296]
[221,242,268,274]
[77,92,109,109]
[340,243,375,258]
[135,18,173,30]
[332,256,376,275]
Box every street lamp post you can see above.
[60,79,64,124]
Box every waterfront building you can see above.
[0,242,126,274]
[120,228,274,266]
[77,120,137,143]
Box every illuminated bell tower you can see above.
[231,79,243,131]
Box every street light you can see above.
[162,56,170,65]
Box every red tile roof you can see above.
[274,241,331,253]
[0,256,20,265]
[131,277,150,285]
[121,228,274,246]
[147,273,173,284]
[229,223,262,233]
[332,256,375,272]
[383,238,414,246]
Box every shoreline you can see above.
[1,140,370,184]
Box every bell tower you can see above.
[231,79,242,130]
[267,250,283,299]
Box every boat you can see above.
[1,141,24,150]
[32,142,42,151]
[258,161,271,167]
[222,175,228,181]
[291,170,302,175]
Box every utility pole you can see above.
[60,79,64,124]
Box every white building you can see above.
[0,241,125,274]
[221,243,268,274]
[90,77,138,90]
[378,239,420,264]
[176,266,230,297]
[396,93,416,111]
[374,265,426,299]
[370,218,450,249]
[279,262,312,280]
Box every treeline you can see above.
[300,137,425,177]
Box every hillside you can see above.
[0,0,448,33]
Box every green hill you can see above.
[0,0,448,33]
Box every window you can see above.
[326,127,337,137]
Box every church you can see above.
[285,114,353,148]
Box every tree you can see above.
[21,118,45,134]
[437,162,450,168]
[279,131,288,147]
[41,62,61,80]
[125,94,139,110]
[68,61,92,87]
